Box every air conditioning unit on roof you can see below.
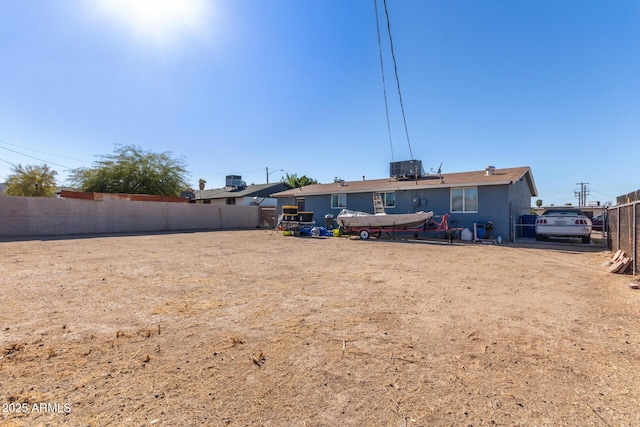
[390,160,422,179]
[225,175,246,190]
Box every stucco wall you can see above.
[0,196,260,237]
[509,178,535,221]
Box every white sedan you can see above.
[535,209,592,244]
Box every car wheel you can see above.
[582,235,590,244]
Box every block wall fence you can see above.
[0,196,260,237]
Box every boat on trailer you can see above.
[336,209,434,240]
[336,209,433,229]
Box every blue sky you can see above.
[0,0,638,206]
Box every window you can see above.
[331,194,347,209]
[381,192,395,208]
[226,198,236,205]
[451,187,478,213]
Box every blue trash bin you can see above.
[521,215,537,238]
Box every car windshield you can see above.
[542,210,585,216]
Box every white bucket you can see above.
[460,228,473,241]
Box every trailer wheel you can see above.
[360,229,370,240]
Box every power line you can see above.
[0,158,17,168]
[549,191,576,205]
[382,0,414,160]
[0,145,74,169]
[0,139,87,163]
[589,188,616,199]
[190,167,267,177]
[374,0,395,162]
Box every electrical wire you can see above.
[548,191,577,205]
[382,0,414,160]
[0,144,73,169]
[0,158,17,168]
[0,139,87,163]
[191,167,267,177]
[589,188,616,200]
[374,0,395,162]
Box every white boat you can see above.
[336,209,434,229]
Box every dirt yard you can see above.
[0,230,639,426]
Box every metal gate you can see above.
[259,207,277,229]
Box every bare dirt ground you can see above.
[1,230,639,426]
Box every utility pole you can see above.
[266,167,283,184]
[574,182,590,207]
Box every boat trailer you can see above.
[342,213,462,243]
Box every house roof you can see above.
[196,182,292,200]
[271,166,538,197]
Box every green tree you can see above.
[69,145,189,196]
[281,172,318,188]
[5,164,58,197]
[535,199,543,208]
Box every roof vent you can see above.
[485,166,496,176]
[338,180,346,187]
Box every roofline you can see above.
[273,176,537,197]
[273,180,524,197]
[523,167,538,197]
[197,182,293,200]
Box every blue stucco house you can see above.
[271,166,537,241]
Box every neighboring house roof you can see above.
[271,166,537,198]
[197,182,293,200]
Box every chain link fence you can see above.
[608,200,639,275]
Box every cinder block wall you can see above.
[0,196,260,237]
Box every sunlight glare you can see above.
[94,0,211,49]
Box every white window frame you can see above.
[381,192,396,208]
[331,193,347,209]
[451,187,478,213]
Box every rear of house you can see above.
[271,166,537,241]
